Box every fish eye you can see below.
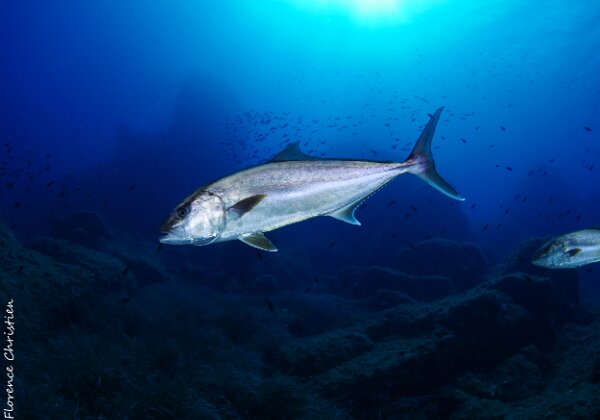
[176,206,189,218]
[541,243,554,255]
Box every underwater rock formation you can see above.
[123,257,168,288]
[338,265,455,301]
[3,220,599,419]
[26,237,132,293]
[366,289,414,311]
[500,237,580,302]
[49,210,108,247]
[270,330,373,376]
[395,239,487,292]
[490,272,586,327]
[264,267,597,418]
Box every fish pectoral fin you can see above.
[270,141,321,162]
[240,232,278,252]
[328,201,362,226]
[568,248,582,257]
[228,194,267,219]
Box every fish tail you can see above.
[404,107,465,201]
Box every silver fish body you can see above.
[532,229,600,269]
[211,160,407,240]
[160,107,464,251]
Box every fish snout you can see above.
[531,242,554,267]
[160,215,179,233]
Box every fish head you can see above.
[531,238,581,269]
[160,191,226,246]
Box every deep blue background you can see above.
[1,0,599,270]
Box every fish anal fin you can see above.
[271,141,320,162]
[329,201,362,226]
[240,232,278,252]
[228,195,266,219]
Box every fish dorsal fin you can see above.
[240,232,278,252]
[228,194,266,219]
[328,201,362,226]
[271,141,320,162]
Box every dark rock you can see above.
[49,211,107,247]
[0,221,17,248]
[455,347,547,403]
[310,287,539,410]
[177,261,240,293]
[490,272,585,327]
[365,302,438,341]
[26,237,130,292]
[367,289,413,311]
[281,294,361,337]
[124,258,168,288]
[591,355,600,384]
[201,272,241,293]
[500,237,580,302]
[438,289,537,371]
[395,239,487,292]
[221,247,313,291]
[253,251,314,290]
[245,274,281,294]
[339,265,455,301]
[491,352,546,402]
[272,331,373,376]
[287,317,313,337]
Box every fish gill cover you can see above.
[0,0,599,418]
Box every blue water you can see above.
[1,1,600,417]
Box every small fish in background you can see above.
[532,229,600,269]
[264,298,275,313]
[121,265,130,277]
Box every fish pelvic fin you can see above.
[240,232,278,252]
[405,107,465,201]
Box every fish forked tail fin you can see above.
[405,107,465,201]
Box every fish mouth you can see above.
[160,216,179,233]
[531,257,544,267]
[531,249,547,267]
[159,235,192,245]
[531,241,554,266]
[159,226,221,246]
[159,223,191,245]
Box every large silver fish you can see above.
[532,229,600,269]
[160,107,464,251]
